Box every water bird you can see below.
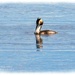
[34,18,57,35]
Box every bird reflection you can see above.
[35,34,56,51]
[35,34,43,49]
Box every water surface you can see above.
[0,3,75,72]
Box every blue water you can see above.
[0,3,75,72]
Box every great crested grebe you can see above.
[34,18,57,35]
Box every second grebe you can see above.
[34,18,57,35]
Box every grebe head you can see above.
[35,18,43,34]
[36,18,43,25]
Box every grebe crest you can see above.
[34,18,57,35]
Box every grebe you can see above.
[34,18,57,35]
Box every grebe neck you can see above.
[35,24,42,34]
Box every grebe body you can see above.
[34,18,57,35]
[39,30,57,35]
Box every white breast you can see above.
[35,25,41,33]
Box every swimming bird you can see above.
[34,18,57,35]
